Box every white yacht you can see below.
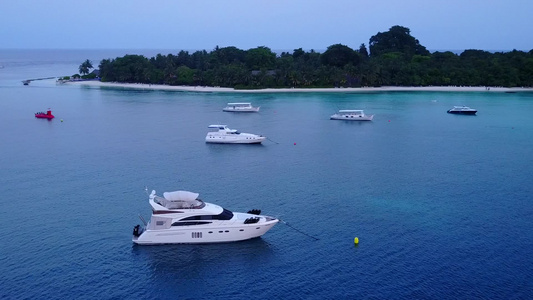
[447,106,477,115]
[205,125,266,144]
[223,102,260,112]
[132,190,279,245]
[330,110,374,121]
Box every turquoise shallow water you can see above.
[0,50,532,299]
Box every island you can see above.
[66,26,533,91]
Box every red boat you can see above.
[35,109,55,119]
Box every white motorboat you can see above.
[330,110,374,121]
[132,190,279,245]
[447,106,477,115]
[223,102,260,112]
[205,125,266,144]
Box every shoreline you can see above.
[65,80,533,93]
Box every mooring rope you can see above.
[280,219,319,241]
[266,137,279,144]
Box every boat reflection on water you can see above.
[131,238,275,283]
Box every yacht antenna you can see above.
[138,214,147,226]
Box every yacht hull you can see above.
[133,220,278,245]
[330,115,373,121]
[447,110,477,115]
[223,108,260,112]
[205,136,266,144]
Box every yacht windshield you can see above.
[216,208,234,220]
[180,208,234,221]
[171,221,212,226]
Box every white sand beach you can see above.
[66,81,533,93]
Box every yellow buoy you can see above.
[354,237,359,245]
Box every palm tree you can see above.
[79,59,93,75]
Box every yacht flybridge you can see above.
[223,102,260,112]
[132,190,278,245]
[205,125,266,144]
[330,110,374,121]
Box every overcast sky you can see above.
[1,0,532,52]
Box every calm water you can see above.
[1,50,532,299]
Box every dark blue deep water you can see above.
[1,50,532,299]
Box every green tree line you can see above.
[95,26,533,88]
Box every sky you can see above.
[1,0,532,52]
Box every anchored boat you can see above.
[35,109,55,119]
[330,110,374,121]
[447,106,477,115]
[205,125,266,144]
[223,102,260,112]
[132,190,278,245]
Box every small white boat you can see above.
[447,106,477,115]
[205,125,266,144]
[330,110,374,121]
[132,190,279,245]
[223,102,260,112]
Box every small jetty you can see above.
[22,77,56,85]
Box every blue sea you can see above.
[0,49,532,299]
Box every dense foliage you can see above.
[96,26,533,88]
